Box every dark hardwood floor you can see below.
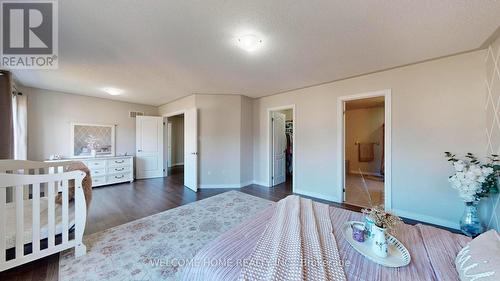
[0,167,456,280]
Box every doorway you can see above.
[337,90,391,209]
[136,109,198,191]
[162,108,198,192]
[269,105,295,192]
[164,114,184,183]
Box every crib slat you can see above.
[32,173,40,254]
[47,181,55,247]
[0,188,6,263]
[23,169,30,200]
[15,185,24,259]
[61,179,69,244]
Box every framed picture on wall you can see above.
[70,123,116,157]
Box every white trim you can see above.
[200,181,253,189]
[267,105,296,192]
[252,181,269,187]
[171,162,184,167]
[163,110,186,118]
[240,181,254,187]
[294,188,340,203]
[392,208,460,230]
[336,89,392,210]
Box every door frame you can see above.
[267,105,296,192]
[167,122,172,168]
[336,89,392,210]
[162,110,198,192]
[163,111,187,174]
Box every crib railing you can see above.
[0,160,69,202]
[0,160,87,272]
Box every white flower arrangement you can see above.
[445,152,499,202]
[86,135,99,150]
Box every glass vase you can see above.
[460,201,484,237]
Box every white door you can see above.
[184,108,198,192]
[136,116,164,179]
[272,112,286,186]
[342,101,347,201]
[167,122,172,168]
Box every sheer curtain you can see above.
[13,92,27,160]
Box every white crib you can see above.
[0,160,87,272]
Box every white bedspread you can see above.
[238,195,347,281]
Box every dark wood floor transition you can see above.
[1,166,455,280]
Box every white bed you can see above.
[4,198,76,249]
[0,160,87,272]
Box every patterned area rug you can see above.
[59,191,273,280]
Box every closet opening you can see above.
[268,105,295,192]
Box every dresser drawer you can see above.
[86,160,107,169]
[92,176,106,186]
[107,166,131,174]
[107,158,130,168]
[107,173,131,184]
[90,168,106,177]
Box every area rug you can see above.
[58,191,273,281]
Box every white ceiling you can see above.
[12,0,500,106]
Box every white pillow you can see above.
[455,230,500,281]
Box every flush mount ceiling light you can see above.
[236,34,263,52]
[102,87,123,96]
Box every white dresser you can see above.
[46,156,134,187]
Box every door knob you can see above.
[138,149,142,152]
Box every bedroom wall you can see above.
[484,34,500,231]
[345,107,384,175]
[24,87,158,161]
[159,95,196,115]
[195,94,242,187]
[253,50,486,229]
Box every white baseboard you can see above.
[199,181,253,189]
[392,208,460,230]
[240,181,254,187]
[294,188,341,203]
[252,181,269,187]
[172,162,184,167]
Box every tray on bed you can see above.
[341,221,411,268]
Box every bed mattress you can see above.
[182,205,470,281]
[5,198,75,249]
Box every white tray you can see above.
[341,221,411,267]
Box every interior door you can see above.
[342,101,347,202]
[184,108,198,192]
[272,112,286,186]
[136,116,164,179]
